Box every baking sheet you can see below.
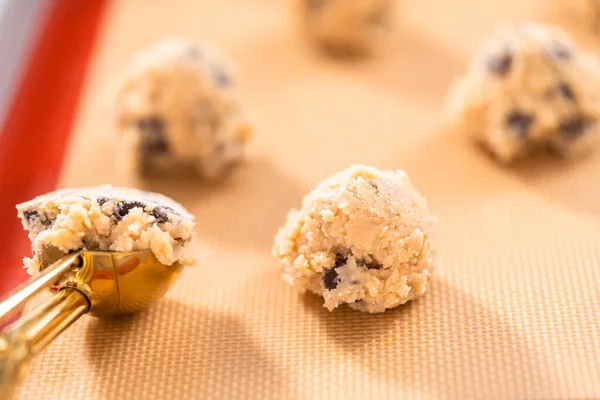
[15,0,600,398]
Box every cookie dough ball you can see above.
[446,22,600,163]
[16,185,195,274]
[115,38,253,179]
[272,165,436,313]
[298,0,394,56]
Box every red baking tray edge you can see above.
[0,0,110,304]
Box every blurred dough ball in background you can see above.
[114,37,253,180]
[446,22,600,164]
[295,0,396,57]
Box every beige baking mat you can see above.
[15,0,600,398]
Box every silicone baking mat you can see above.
[12,0,600,398]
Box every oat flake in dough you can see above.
[16,185,196,274]
[272,165,436,313]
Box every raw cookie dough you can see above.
[297,0,394,56]
[446,22,600,163]
[272,165,436,313]
[115,38,253,179]
[16,185,195,274]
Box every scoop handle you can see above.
[0,253,81,326]
[0,253,90,399]
[0,288,89,399]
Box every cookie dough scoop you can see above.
[0,187,195,399]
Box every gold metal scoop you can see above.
[0,250,184,399]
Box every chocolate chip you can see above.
[322,268,340,290]
[137,116,169,155]
[364,259,382,270]
[96,197,110,206]
[559,117,593,139]
[506,110,534,138]
[140,137,169,154]
[487,52,513,76]
[547,44,572,60]
[212,67,231,87]
[334,253,347,268]
[23,209,53,227]
[367,181,381,196]
[113,201,146,221]
[82,238,100,250]
[150,207,169,223]
[23,210,40,223]
[556,83,575,101]
[137,116,163,132]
